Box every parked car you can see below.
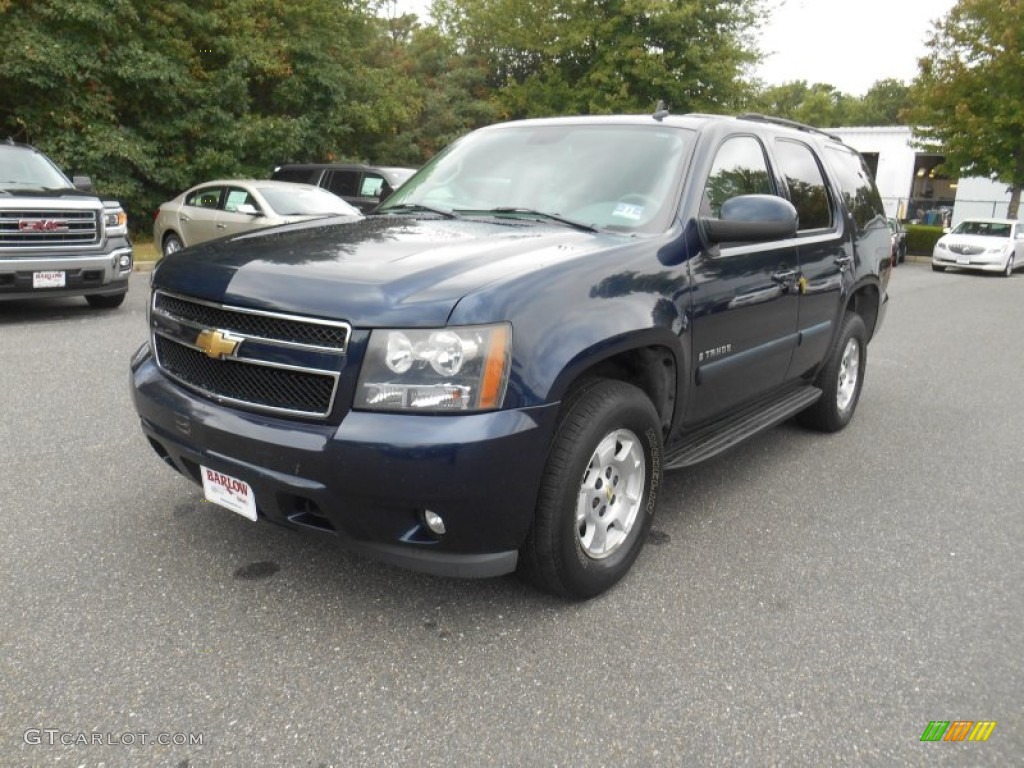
[153,180,361,256]
[132,112,890,598]
[0,140,132,308]
[932,218,1023,276]
[270,163,416,212]
[887,217,907,265]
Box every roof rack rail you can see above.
[736,113,842,143]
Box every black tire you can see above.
[797,312,867,433]
[163,233,184,257]
[932,264,946,272]
[1003,255,1014,277]
[518,379,663,599]
[85,292,126,309]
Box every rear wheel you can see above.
[797,312,866,433]
[86,292,126,309]
[518,379,663,599]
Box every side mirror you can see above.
[72,175,94,192]
[236,203,261,216]
[699,194,798,248]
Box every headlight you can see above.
[986,243,1011,254]
[355,324,511,412]
[103,202,128,236]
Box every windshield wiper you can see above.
[457,207,600,233]
[379,203,460,219]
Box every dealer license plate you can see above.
[33,271,66,288]
[956,254,971,265]
[201,465,257,521]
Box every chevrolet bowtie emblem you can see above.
[195,329,242,359]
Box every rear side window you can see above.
[273,168,318,184]
[185,187,223,209]
[326,171,359,197]
[824,145,885,231]
[701,136,773,218]
[773,140,832,231]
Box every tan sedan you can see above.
[153,179,361,257]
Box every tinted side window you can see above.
[774,140,832,231]
[702,136,773,218]
[273,168,318,184]
[824,145,885,231]
[185,187,223,209]
[326,171,359,197]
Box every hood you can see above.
[0,186,99,202]
[154,215,622,326]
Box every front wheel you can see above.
[518,380,663,599]
[1003,255,1014,277]
[797,312,867,433]
[162,233,184,257]
[932,263,946,272]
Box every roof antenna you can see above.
[653,100,669,122]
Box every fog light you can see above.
[423,509,446,535]
[119,254,132,268]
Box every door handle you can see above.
[834,255,852,268]
[772,269,797,284]
[216,223,227,229]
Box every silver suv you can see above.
[0,141,133,308]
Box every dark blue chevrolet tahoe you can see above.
[131,113,890,598]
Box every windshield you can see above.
[0,145,73,190]
[380,123,692,233]
[256,185,361,217]
[951,220,1012,238]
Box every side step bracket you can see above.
[664,385,822,469]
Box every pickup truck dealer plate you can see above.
[201,465,257,521]
[33,271,66,288]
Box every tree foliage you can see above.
[744,78,912,128]
[0,0,415,223]
[909,0,1024,216]
[433,0,765,118]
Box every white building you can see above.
[827,126,1019,226]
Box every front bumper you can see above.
[0,246,133,301]
[131,348,559,579]
[932,251,1011,272]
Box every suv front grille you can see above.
[154,292,348,349]
[0,208,100,247]
[154,336,337,415]
[151,291,349,418]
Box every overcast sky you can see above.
[395,0,961,97]
[756,0,959,95]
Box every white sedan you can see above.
[932,218,1024,276]
[153,179,361,257]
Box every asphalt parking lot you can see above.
[1,264,1021,767]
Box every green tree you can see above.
[433,0,764,118]
[745,81,854,127]
[909,0,1024,217]
[853,78,911,125]
[0,0,417,227]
